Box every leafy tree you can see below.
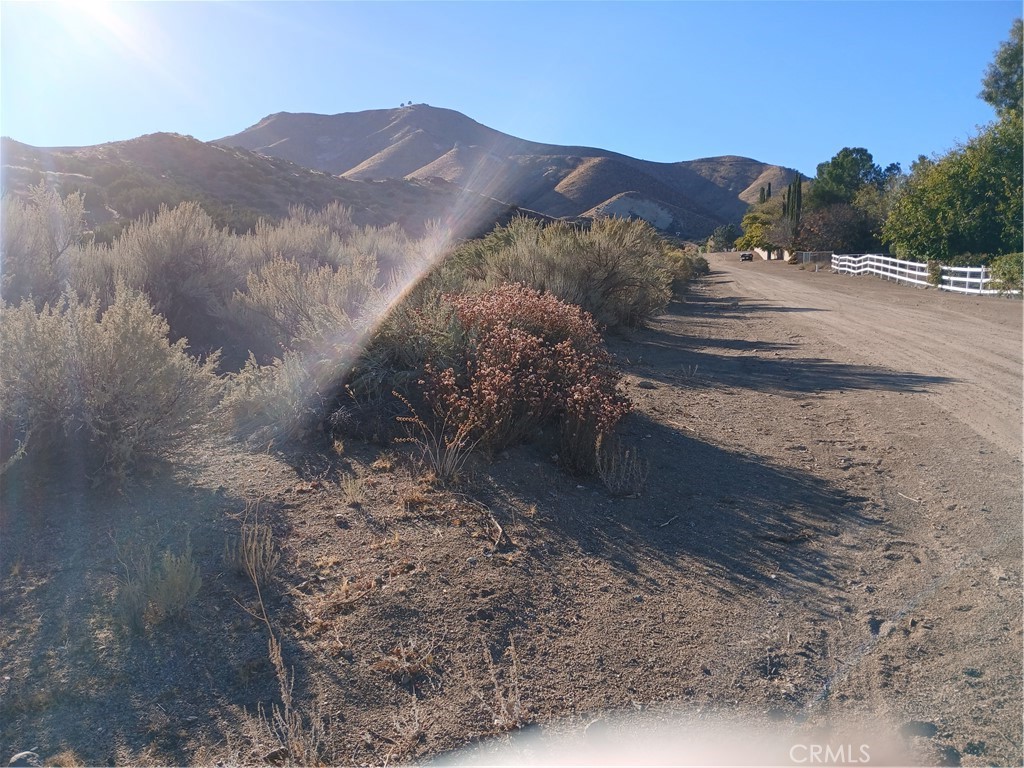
[980,18,1022,117]
[706,223,740,251]
[883,112,1023,261]
[735,195,783,252]
[799,204,877,253]
[884,21,1023,262]
[806,148,899,209]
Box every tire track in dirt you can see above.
[717,258,1022,458]
[612,256,1022,766]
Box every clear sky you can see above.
[1,1,1019,177]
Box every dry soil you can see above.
[1,254,1021,767]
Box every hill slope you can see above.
[0,133,527,241]
[218,105,798,240]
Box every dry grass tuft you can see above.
[114,540,201,632]
[224,522,281,588]
[372,637,440,687]
[339,471,366,506]
[396,393,479,485]
[474,635,524,731]
[596,436,649,497]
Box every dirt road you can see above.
[717,255,1022,457]
[596,254,1023,766]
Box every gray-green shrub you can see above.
[227,257,373,360]
[666,247,710,289]
[444,216,674,328]
[0,286,221,478]
[1,185,87,306]
[111,201,243,352]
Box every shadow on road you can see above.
[521,410,880,618]
[611,293,957,396]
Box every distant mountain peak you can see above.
[217,107,797,239]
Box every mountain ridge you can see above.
[218,105,798,240]
[2,106,797,243]
[0,132,542,242]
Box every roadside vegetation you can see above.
[0,185,706,485]
[733,19,1022,291]
[0,185,709,761]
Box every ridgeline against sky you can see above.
[1,1,1019,176]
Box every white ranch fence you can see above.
[831,253,1012,296]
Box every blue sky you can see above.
[1,1,1019,177]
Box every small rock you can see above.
[467,557,478,566]
[899,720,938,738]
[8,753,40,768]
[263,747,290,764]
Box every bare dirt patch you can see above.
[1,256,1020,766]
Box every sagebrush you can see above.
[0,286,220,478]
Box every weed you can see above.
[46,748,85,767]
[149,544,202,621]
[224,522,281,588]
[230,504,334,766]
[596,436,649,497]
[113,575,150,635]
[339,471,366,506]
[474,635,524,731]
[256,634,332,766]
[396,392,479,484]
[372,637,440,688]
[386,695,425,764]
[114,539,201,631]
[370,452,396,472]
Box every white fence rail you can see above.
[831,253,1010,295]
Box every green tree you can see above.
[980,18,1022,117]
[799,204,877,253]
[807,147,900,209]
[706,223,740,251]
[882,112,1023,261]
[884,21,1023,262]
[735,195,783,252]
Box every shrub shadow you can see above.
[0,465,291,766]
[506,411,883,618]
[611,294,957,396]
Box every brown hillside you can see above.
[218,106,798,240]
[0,134,523,241]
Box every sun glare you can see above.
[13,1,190,100]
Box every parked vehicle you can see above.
[739,252,754,261]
